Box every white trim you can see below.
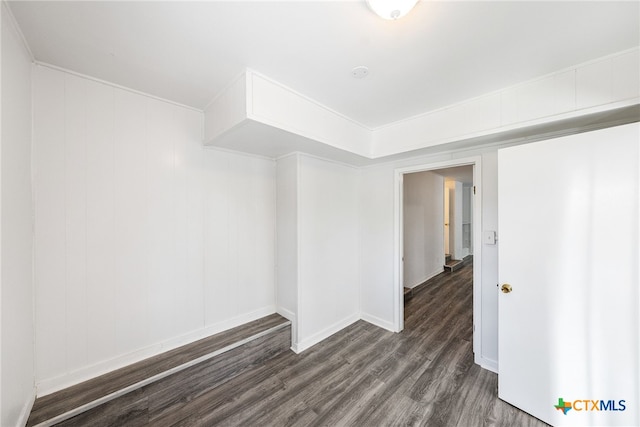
[275,307,295,324]
[294,153,302,349]
[290,150,360,170]
[405,267,444,289]
[275,151,301,162]
[247,69,373,132]
[373,47,640,132]
[471,159,483,360]
[362,103,639,170]
[477,355,498,374]
[2,0,35,61]
[394,156,483,357]
[276,307,297,352]
[292,313,360,354]
[360,312,395,332]
[32,321,290,427]
[394,171,404,332]
[372,98,640,159]
[34,62,202,113]
[203,141,276,162]
[36,306,276,397]
[356,165,363,335]
[17,388,36,427]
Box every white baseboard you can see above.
[360,312,396,332]
[477,354,498,373]
[16,386,36,427]
[36,306,276,397]
[291,313,360,354]
[406,267,444,289]
[276,307,297,352]
[276,307,295,323]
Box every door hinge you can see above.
[473,186,476,195]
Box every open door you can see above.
[444,183,450,255]
[498,123,639,426]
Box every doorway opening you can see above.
[394,157,482,363]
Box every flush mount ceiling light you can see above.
[366,0,419,20]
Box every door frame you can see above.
[394,156,483,360]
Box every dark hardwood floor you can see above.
[28,314,290,426]
[52,260,548,426]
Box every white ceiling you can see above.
[8,1,640,129]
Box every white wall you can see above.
[33,65,276,395]
[403,171,444,288]
[372,48,640,158]
[296,155,360,351]
[276,154,299,337]
[359,165,397,330]
[359,149,499,368]
[1,4,35,426]
[275,153,360,352]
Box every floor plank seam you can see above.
[31,321,291,427]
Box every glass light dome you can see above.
[366,0,419,20]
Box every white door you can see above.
[444,183,450,255]
[498,123,639,427]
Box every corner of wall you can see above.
[1,2,37,425]
[16,391,36,427]
[476,354,498,374]
[294,313,360,353]
[203,71,248,144]
[360,312,396,332]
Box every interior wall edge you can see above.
[294,313,360,354]
[203,143,276,163]
[15,390,35,427]
[477,355,498,374]
[405,267,445,290]
[1,2,36,425]
[247,68,373,133]
[360,312,395,332]
[1,1,34,62]
[294,150,361,170]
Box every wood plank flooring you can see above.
[48,261,549,426]
[28,314,290,427]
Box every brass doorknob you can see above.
[501,284,513,294]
